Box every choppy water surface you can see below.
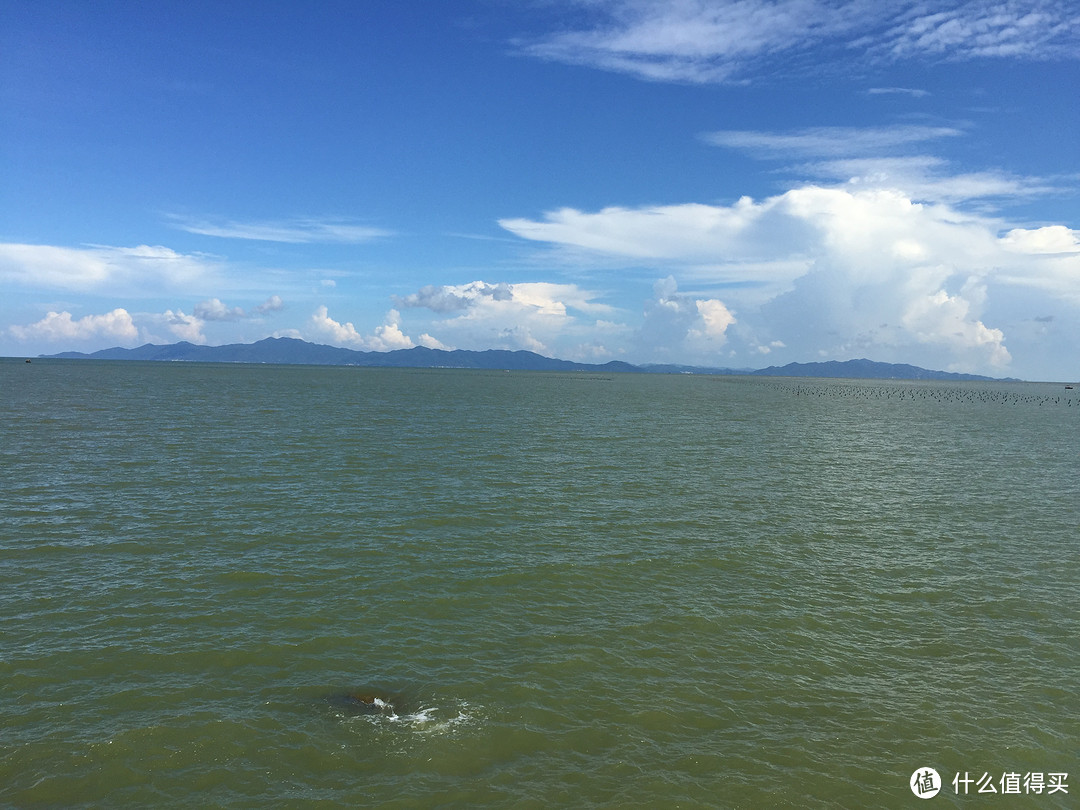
[2,360,1077,808]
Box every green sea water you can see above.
[2,359,1077,808]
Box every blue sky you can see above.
[2,0,1078,379]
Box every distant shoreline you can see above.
[20,336,1029,382]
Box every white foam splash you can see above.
[357,701,475,735]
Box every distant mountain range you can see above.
[41,337,1011,381]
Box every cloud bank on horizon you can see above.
[2,0,1078,379]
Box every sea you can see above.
[1,358,1077,808]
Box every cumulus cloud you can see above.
[396,281,513,313]
[255,295,284,313]
[500,186,1080,370]
[996,225,1080,302]
[8,301,286,349]
[309,305,421,351]
[161,309,207,344]
[417,332,452,350]
[398,280,613,318]
[518,1,1080,84]
[637,276,736,360]
[310,305,366,346]
[694,297,737,339]
[366,309,416,352]
[1001,225,1080,254]
[10,308,139,343]
[0,243,218,294]
[190,295,284,323]
[168,215,393,243]
[194,297,245,321]
[902,284,1011,366]
[394,280,618,358]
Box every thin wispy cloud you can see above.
[701,125,963,158]
[804,157,1058,203]
[867,86,930,97]
[168,215,393,243]
[517,0,863,84]
[700,124,1057,203]
[518,1,1080,84]
[0,243,220,294]
[879,2,1080,61]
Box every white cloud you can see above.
[161,309,207,344]
[996,225,1080,302]
[0,243,219,294]
[702,125,962,158]
[397,280,614,318]
[418,333,452,350]
[880,3,1080,61]
[800,157,1055,203]
[1001,225,1080,254]
[255,295,284,314]
[694,297,737,339]
[755,340,787,355]
[8,300,283,350]
[519,0,864,84]
[500,197,823,295]
[310,305,366,346]
[501,199,798,266]
[499,325,548,354]
[510,282,615,316]
[637,276,736,360]
[701,125,1058,204]
[194,297,245,321]
[519,1,1080,84]
[168,215,393,243]
[366,309,415,352]
[867,86,930,97]
[500,186,1080,371]
[10,308,138,343]
[308,305,420,351]
[271,328,304,340]
[902,284,1011,367]
[394,280,618,358]
[695,125,1058,206]
[396,280,513,313]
